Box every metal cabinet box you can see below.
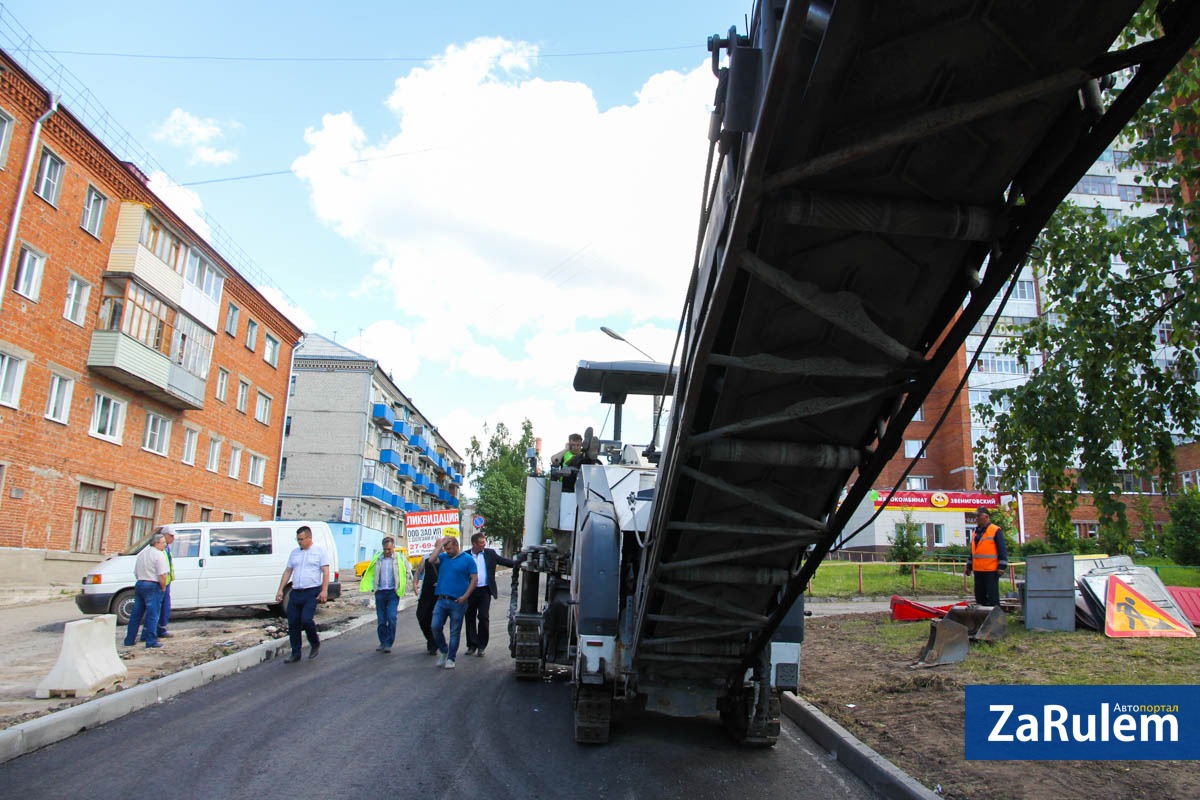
[1025,553,1076,632]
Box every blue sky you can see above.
[3,0,749,460]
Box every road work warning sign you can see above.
[1105,577,1196,638]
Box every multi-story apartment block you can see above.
[841,142,1185,554]
[0,52,301,582]
[278,334,464,550]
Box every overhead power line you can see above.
[33,44,700,64]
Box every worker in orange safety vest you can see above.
[965,507,1009,606]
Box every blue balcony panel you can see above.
[404,501,420,513]
[392,419,412,438]
[360,482,389,503]
[371,403,396,427]
[379,449,402,468]
[397,462,416,481]
[409,433,428,450]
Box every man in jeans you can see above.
[427,534,477,670]
[359,536,408,653]
[123,532,170,649]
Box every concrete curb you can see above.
[782,692,941,800]
[0,607,384,765]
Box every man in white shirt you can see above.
[275,525,330,663]
[123,532,170,649]
[464,532,515,657]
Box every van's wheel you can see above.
[112,589,135,626]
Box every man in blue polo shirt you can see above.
[427,534,477,670]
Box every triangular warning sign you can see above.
[1105,576,1196,638]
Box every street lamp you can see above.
[600,326,665,453]
[601,326,657,361]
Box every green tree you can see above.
[975,16,1200,537]
[888,511,924,572]
[465,420,536,553]
[1164,489,1200,565]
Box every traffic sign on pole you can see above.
[472,514,485,529]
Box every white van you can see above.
[76,521,342,625]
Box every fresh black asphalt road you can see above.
[1,593,882,800]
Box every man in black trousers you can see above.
[414,554,439,655]
[464,532,515,656]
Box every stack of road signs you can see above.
[1076,565,1197,638]
[1103,577,1195,638]
[1168,586,1200,627]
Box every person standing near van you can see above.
[123,533,170,649]
[276,525,330,663]
[152,529,175,641]
[359,536,408,653]
[427,534,477,669]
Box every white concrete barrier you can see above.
[35,615,127,699]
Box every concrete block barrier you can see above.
[34,615,126,699]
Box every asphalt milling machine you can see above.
[509,360,805,745]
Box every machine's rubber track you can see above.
[573,684,613,744]
[513,619,544,680]
[721,687,781,748]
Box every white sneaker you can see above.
[445,659,456,669]
[435,652,447,667]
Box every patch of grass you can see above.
[1130,556,1200,587]
[808,561,988,598]
[836,614,1200,685]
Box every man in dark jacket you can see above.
[464,532,515,656]
[414,555,439,655]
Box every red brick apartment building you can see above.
[0,52,300,583]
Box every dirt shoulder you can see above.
[801,612,1199,800]
[0,585,374,730]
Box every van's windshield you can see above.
[121,530,158,556]
[122,527,203,558]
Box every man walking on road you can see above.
[464,532,514,657]
[276,525,330,663]
[965,507,1009,607]
[124,533,170,649]
[427,534,477,669]
[359,536,408,653]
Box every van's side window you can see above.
[209,527,272,556]
[171,529,201,558]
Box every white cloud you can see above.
[293,36,715,448]
[153,108,238,166]
[146,171,211,240]
[256,285,317,333]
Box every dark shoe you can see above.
[145,642,163,649]
[308,643,320,660]
[284,653,301,663]
[381,647,391,653]
[426,648,438,655]
[157,631,174,638]
[376,646,386,652]
[465,646,477,655]
[475,648,485,657]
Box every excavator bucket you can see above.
[914,618,969,667]
[946,605,1008,643]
